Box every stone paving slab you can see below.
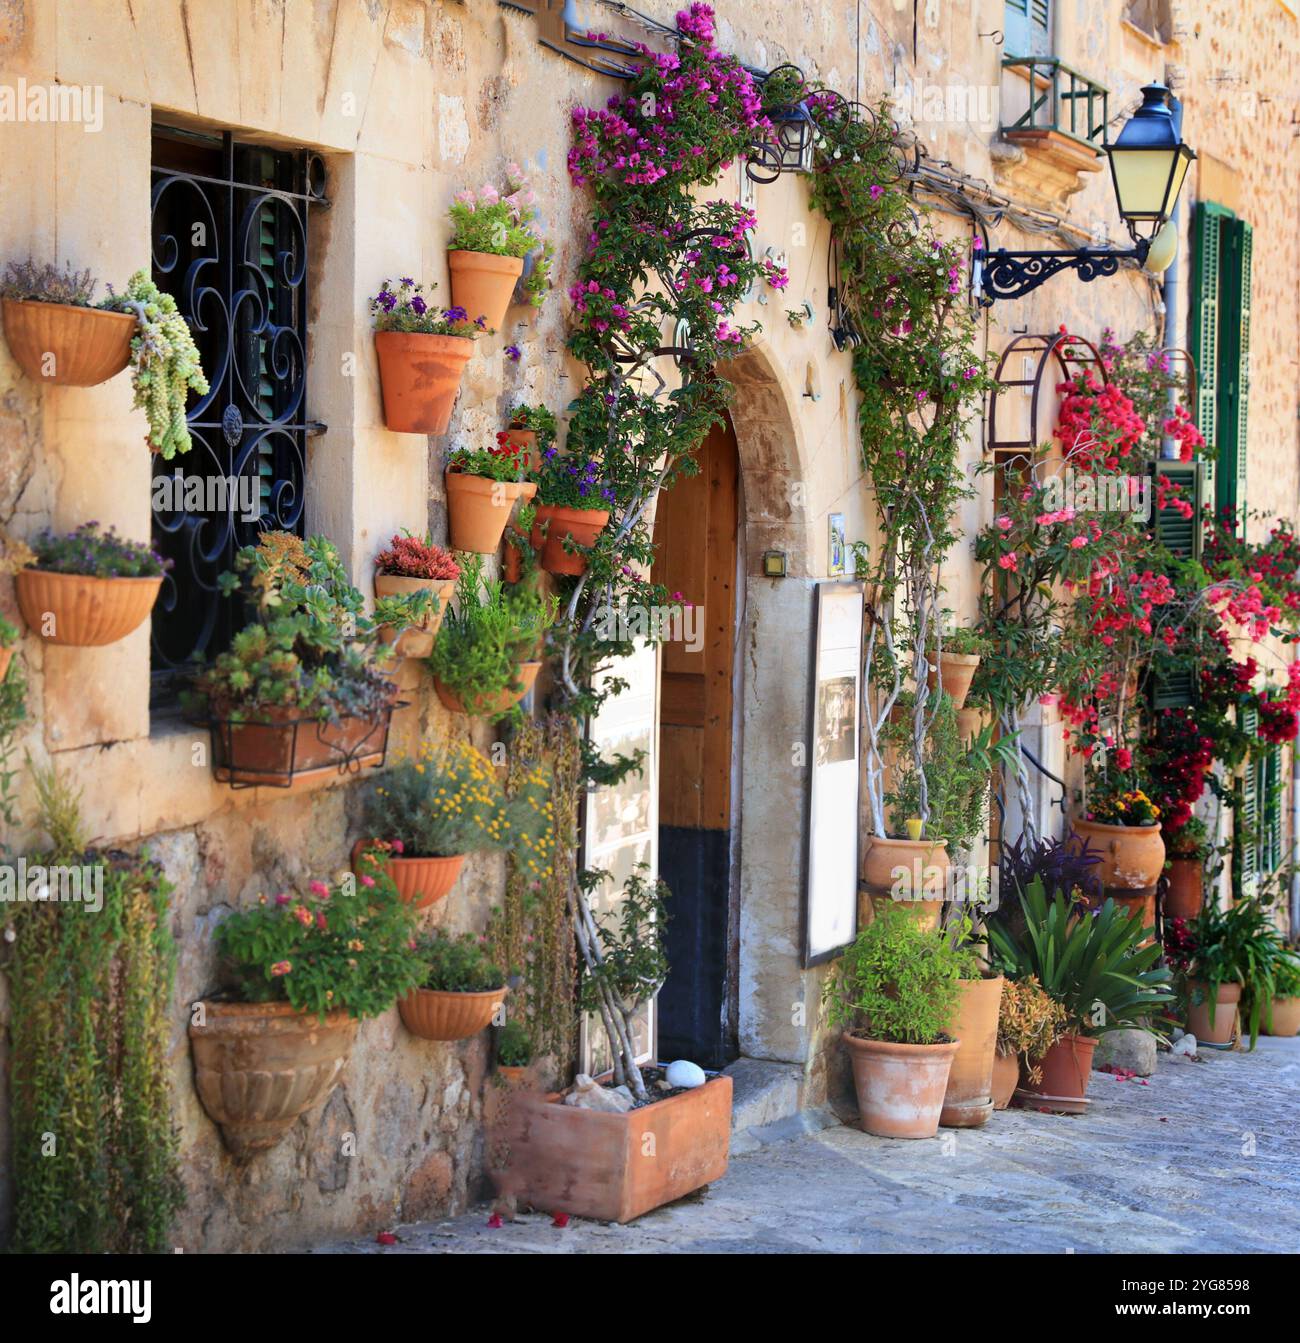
[319,1038,1300,1254]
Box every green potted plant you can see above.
[190,859,424,1156]
[430,556,557,719]
[1263,949,1300,1038]
[190,531,399,786]
[400,929,509,1041]
[500,402,558,473]
[445,435,537,554]
[1181,898,1281,1048]
[494,1019,534,1084]
[531,449,613,576]
[993,975,1067,1109]
[925,623,990,711]
[5,522,169,647]
[371,278,486,435]
[1072,771,1166,925]
[987,877,1174,1109]
[1164,815,1209,921]
[373,531,460,658]
[446,167,547,329]
[823,904,975,1138]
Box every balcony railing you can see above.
[1001,57,1110,152]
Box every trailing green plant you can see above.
[823,904,977,1044]
[1271,950,1300,1000]
[214,853,423,1019]
[1182,897,1283,1047]
[496,1018,533,1067]
[519,240,555,308]
[24,521,170,578]
[1165,814,1209,860]
[415,929,507,993]
[986,877,1174,1036]
[0,645,26,830]
[0,612,17,646]
[7,760,183,1252]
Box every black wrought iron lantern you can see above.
[746,66,816,183]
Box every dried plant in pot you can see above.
[444,438,537,554]
[399,929,509,1041]
[373,532,460,658]
[7,522,169,647]
[190,866,423,1157]
[993,976,1067,1108]
[446,168,548,329]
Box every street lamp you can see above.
[976,83,1195,306]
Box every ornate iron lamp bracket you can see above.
[975,236,1151,307]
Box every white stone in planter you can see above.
[665,1059,707,1089]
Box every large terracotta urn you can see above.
[861,835,949,931]
[1072,819,1165,899]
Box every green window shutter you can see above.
[1236,706,1260,899]
[1148,461,1205,709]
[1259,743,1282,875]
[1190,203,1223,460]
[1216,217,1252,524]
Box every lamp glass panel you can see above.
[1110,146,1179,218]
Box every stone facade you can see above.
[0,0,1295,1249]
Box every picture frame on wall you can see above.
[802,579,864,966]
[828,513,846,576]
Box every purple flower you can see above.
[504,344,521,362]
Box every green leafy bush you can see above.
[496,1018,533,1066]
[823,905,977,1044]
[577,863,670,1019]
[416,929,506,993]
[1186,897,1285,1046]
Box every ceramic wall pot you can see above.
[2,297,135,386]
[990,1048,1019,1110]
[15,570,162,646]
[0,646,14,683]
[1072,819,1165,897]
[434,660,540,717]
[955,705,990,742]
[489,1073,732,1223]
[1187,979,1241,1045]
[399,985,507,1041]
[1019,1032,1097,1104]
[350,838,466,909]
[940,976,1004,1128]
[926,651,981,710]
[447,250,524,331]
[188,1001,357,1158]
[860,835,948,931]
[533,504,610,576]
[1165,857,1204,921]
[842,1032,960,1139]
[374,573,456,659]
[374,331,474,434]
[496,1065,530,1087]
[1264,996,1300,1037]
[445,471,536,553]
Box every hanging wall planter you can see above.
[860,835,948,931]
[351,838,466,910]
[434,659,540,717]
[533,504,610,577]
[374,573,457,659]
[1,297,135,386]
[399,985,507,1041]
[208,702,396,788]
[445,469,537,553]
[926,650,981,711]
[448,251,523,331]
[0,645,14,683]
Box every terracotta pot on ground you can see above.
[940,976,1004,1128]
[445,471,536,553]
[15,570,162,646]
[1187,979,1240,1045]
[990,1049,1019,1110]
[842,1032,960,1139]
[188,1001,357,1158]
[374,331,474,434]
[1072,819,1165,900]
[374,572,456,659]
[212,703,391,786]
[926,651,981,710]
[1165,857,1204,921]
[1264,997,1300,1037]
[1017,1032,1097,1108]
[399,985,507,1041]
[860,835,948,932]
[533,504,610,576]
[447,250,524,331]
[434,660,540,717]
[2,297,136,386]
[350,838,466,909]
[490,1073,732,1223]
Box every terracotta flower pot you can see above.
[2,297,136,386]
[350,838,466,910]
[1018,1032,1097,1106]
[15,569,162,646]
[860,835,948,931]
[490,1073,732,1223]
[533,504,610,576]
[0,646,14,683]
[1072,818,1165,898]
[941,976,1004,1128]
[926,651,981,710]
[955,705,990,742]
[990,1048,1019,1110]
[434,659,540,717]
[447,250,524,331]
[842,1032,960,1139]
[445,471,537,553]
[374,331,474,434]
[399,985,507,1041]
[211,703,392,786]
[497,1065,530,1086]
[503,426,539,471]
[1187,979,1240,1045]
[1165,856,1204,921]
[1264,996,1300,1038]
[374,572,456,659]
[188,1001,357,1158]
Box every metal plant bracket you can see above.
[497,0,673,78]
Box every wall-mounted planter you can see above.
[350,838,466,910]
[399,985,507,1041]
[445,471,536,553]
[15,569,162,646]
[447,250,523,331]
[374,572,456,659]
[0,646,14,682]
[433,659,540,717]
[209,701,395,788]
[374,331,474,434]
[532,504,609,576]
[860,835,948,931]
[502,425,539,472]
[491,1072,732,1223]
[188,1000,357,1158]
[926,651,981,710]
[2,297,135,386]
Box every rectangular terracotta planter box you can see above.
[492,1073,732,1223]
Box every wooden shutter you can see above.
[1216,218,1252,524]
[1189,203,1224,473]
[1236,707,1260,899]
[1259,743,1282,876]
[1005,0,1051,56]
[1148,461,1205,709]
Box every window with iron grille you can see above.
[148,126,327,709]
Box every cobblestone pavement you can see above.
[322,1037,1300,1254]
